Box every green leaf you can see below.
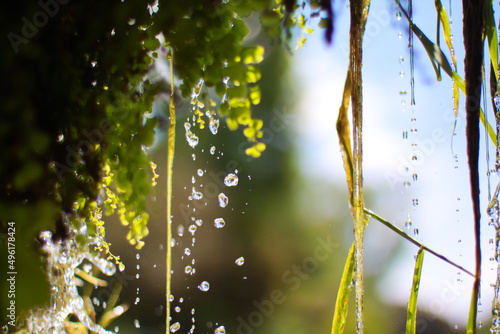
[406,248,425,334]
[485,2,498,80]
[331,243,355,334]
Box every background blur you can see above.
[61,0,500,333]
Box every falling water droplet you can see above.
[399,56,404,64]
[411,155,418,161]
[192,176,196,184]
[412,198,419,207]
[396,12,402,20]
[412,173,418,182]
[197,169,204,176]
[398,32,403,39]
[177,225,184,237]
[399,90,407,95]
[195,219,203,226]
[192,187,203,200]
[402,131,408,141]
[218,193,229,207]
[235,257,245,266]
[184,248,191,256]
[399,71,405,77]
[198,281,210,291]
[170,322,181,333]
[209,118,220,135]
[184,123,199,148]
[403,181,411,188]
[413,228,419,236]
[214,218,226,228]
[215,325,226,334]
[224,173,239,186]
[134,319,141,328]
[210,146,216,155]
[405,219,412,229]
[185,265,193,274]
[175,306,181,313]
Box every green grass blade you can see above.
[364,208,473,277]
[331,242,355,334]
[406,248,425,334]
[485,1,498,81]
[395,0,497,146]
[467,285,479,334]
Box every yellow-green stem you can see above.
[166,49,176,333]
[350,0,366,332]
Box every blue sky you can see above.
[292,0,500,327]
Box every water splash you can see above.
[23,220,116,334]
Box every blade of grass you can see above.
[166,48,176,334]
[331,243,356,334]
[364,208,474,277]
[395,0,497,147]
[406,247,425,334]
[485,1,498,81]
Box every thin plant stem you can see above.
[166,49,176,334]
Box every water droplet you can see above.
[214,218,226,228]
[197,169,204,176]
[405,216,412,229]
[402,131,408,140]
[403,181,411,188]
[494,93,500,110]
[235,257,245,266]
[192,176,196,184]
[170,322,181,333]
[188,224,197,235]
[411,155,417,161]
[198,281,210,291]
[184,248,191,256]
[412,173,418,182]
[396,12,402,20]
[192,187,203,200]
[215,325,226,334]
[169,295,175,302]
[218,193,229,207]
[184,123,199,148]
[399,71,405,77]
[412,198,419,207]
[210,146,216,155]
[398,32,403,39]
[175,306,181,313]
[224,173,239,187]
[399,90,407,95]
[399,56,404,64]
[195,219,203,226]
[177,225,184,237]
[209,118,220,135]
[413,228,419,236]
[134,319,141,328]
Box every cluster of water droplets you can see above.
[21,218,117,334]
[395,9,419,238]
[169,83,246,333]
[489,91,500,332]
